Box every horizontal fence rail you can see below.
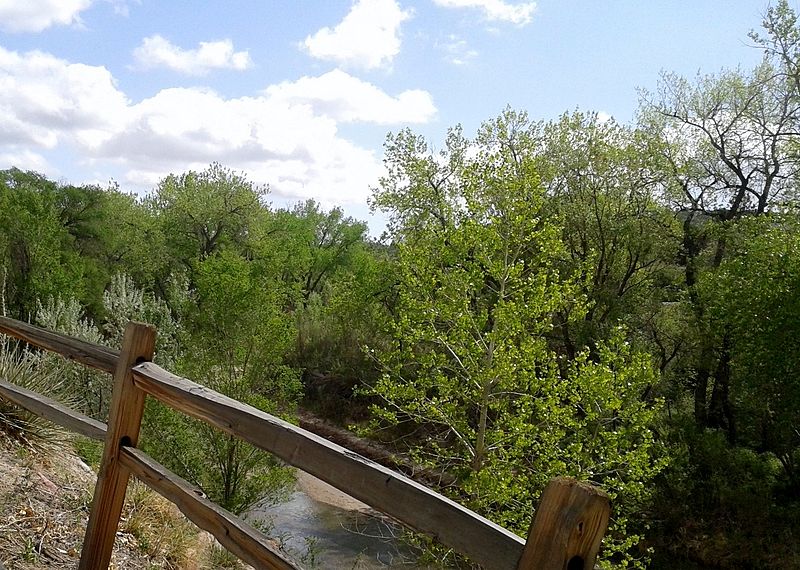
[0,378,107,441]
[0,316,611,570]
[0,316,119,374]
[120,445,297,570]
[132,361,526,569]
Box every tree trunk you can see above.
[708,335,736,444]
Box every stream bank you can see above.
[251,471,424,568]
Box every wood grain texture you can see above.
[0,316,118,374]
[79,322,155,570]
[132,361,527,570]
[119,446,300,570]
[0,378,107,440]
[516,477,610,570]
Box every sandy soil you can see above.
[295,470,371,512]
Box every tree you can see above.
[639,24,800,437]
[0,169,87,319]
[700,215,800,493]
[265,200,368,307]
[370,110,668,567]
[257,200,396,408]
[147,251,299,513]
[151,163,267,273]
[534,111,681,362]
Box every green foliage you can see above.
[291,241,396,418]
[142,250,300,514]
[188,251,300,402]
[0,169,88,319]
[73,436,104,468]
[152,162,266,266]
[536,111,681,357]
[699,216,800,491]
[144,403,295,515]
[264,199,369,307]
[370,110,668,567]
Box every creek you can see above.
[249,472,424,568]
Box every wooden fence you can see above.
[0,316,611,570]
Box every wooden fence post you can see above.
[79,322,155,570]
[516,477,610,570]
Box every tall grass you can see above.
[0,340,71,451]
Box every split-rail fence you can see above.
[0,316,610,570]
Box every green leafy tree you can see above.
[639,22,800,437]
[265,199,369,307]
[700,215,800,493]
[0,169,88,318]
[147,251,299,514]
[535,111,681,362]
[370,110,668,567]
[151,163,267,273]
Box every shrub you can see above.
[0,340,71,451]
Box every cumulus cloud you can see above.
[0,0,94,32]
[132,35,252,75]
[265,69,435,124]
[94,87,383,201]
[0,149,52,173]
[303,0,412,70]
[433,0,536,26]
[0,47,436,205]
[0,47,129,148]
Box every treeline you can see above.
[3,3,800,568]
[0,163,395,522]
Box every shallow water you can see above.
[250,488,423,568]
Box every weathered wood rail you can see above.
[0,315,611,570]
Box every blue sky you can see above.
[0,1,774,231]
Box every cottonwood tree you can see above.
[639,21,800,437]
[370,110,668,567]
[534,111,681,363]
[151,163,267,272]
[265,200,368,308]
[0,169,91,319]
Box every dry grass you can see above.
[0,344,72,453]
[120,479,199,569]
[0,436,206,569]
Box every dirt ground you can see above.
[0,442,197,570]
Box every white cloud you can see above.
[303,0,412,70]
[132,35,252,76]
[438,35,478,65]
[0,47,129,149]
[0,0,94,32]
[266,69,435,124]
[107,0,137,17]
[0,47,436,205]
[0,149,51,173]
[433,0,536,25]
[96,87,384,203]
